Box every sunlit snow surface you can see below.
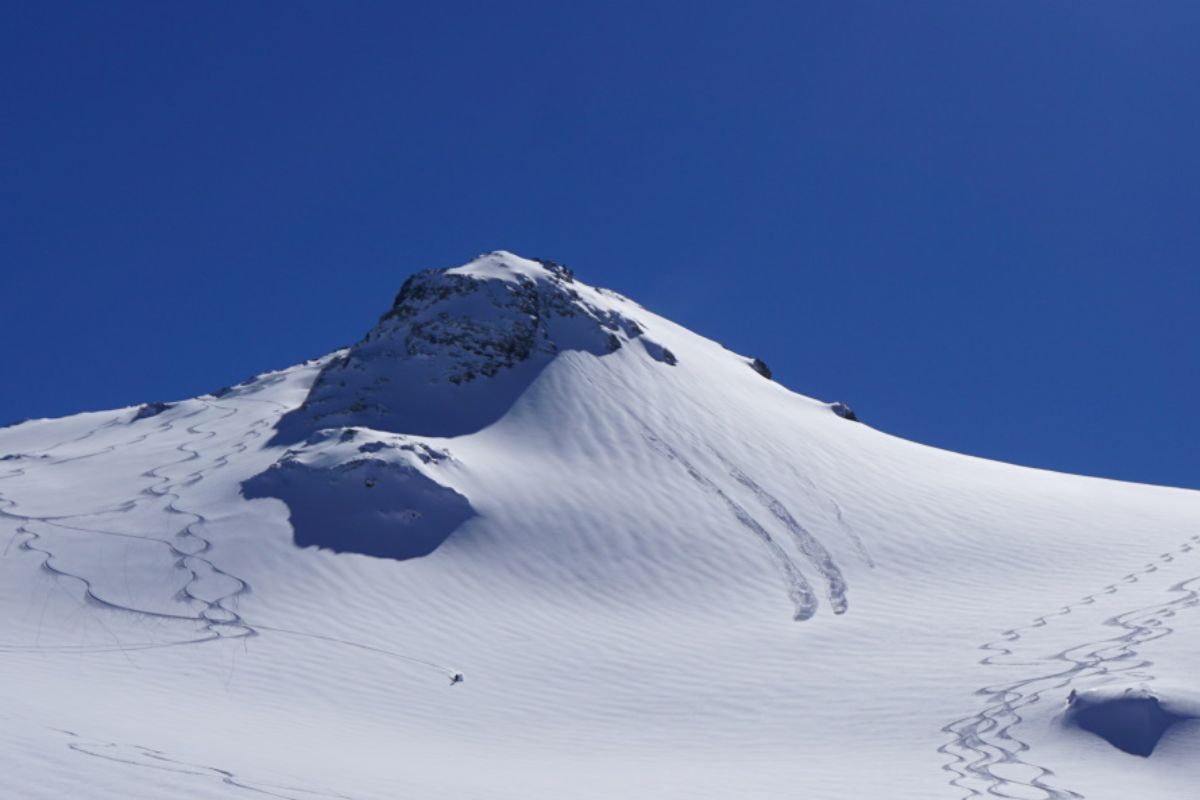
[2,252,1199,799]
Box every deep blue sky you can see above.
[4,3,1198,488]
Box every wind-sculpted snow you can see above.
[48,725,363,800]
[2,252,1200,800]
[716,453,849,614]
[641,429,819,621]
[939,533,1200,799]
[0,401,263,652]
[0,366,460,797]
[243,446,474,561]
[783,460,875,570]
[243,426,474,561]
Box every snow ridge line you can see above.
[33,416,124,456]
[41,403,209,467]
[938,533,1200,799]
[641,428,819,621]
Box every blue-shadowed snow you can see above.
[1,253,1198,800]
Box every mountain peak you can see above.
[8,249,1200,800]
[442,250,575,285]
[275,252,661,440]
[378,250,591,336]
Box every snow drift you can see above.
[1064,687,1197,757]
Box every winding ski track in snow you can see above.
[712,452,849,614]
[2,393,462,674]
[0,398,386,799]
[61,731,357,800]
[784,462,876,569]
[939,534,1200,799]
[0,401,260,648]
[641,428,819,621]
[1,391,463,798]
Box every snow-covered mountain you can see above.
[2,251,1198,800]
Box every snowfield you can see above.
[2,252,1197,799]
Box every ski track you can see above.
[60,731,356,800]
[35,417,124,456]
[641,429,819,621]
[0,401,259,646]
[784,462,876,569]
[712,451,849,614]
[939,533,1200,800]
[0,394,444,799]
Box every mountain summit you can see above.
[258,251,784,561]
[2,252,1199,800]
[277,251,679,440]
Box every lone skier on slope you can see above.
[449,672,464,686]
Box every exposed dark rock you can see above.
[272,253,654,441]
[355,438,448,464]
[533,258,575,282]
[133,401,175,421]
[373,269,570,384]
[639,338,678,367]
[831,402,859,422]
[750,358,772,380]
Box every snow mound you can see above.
[243,427,472,560]
[1064,687,1198,757]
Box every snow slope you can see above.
[1,251,1198,799]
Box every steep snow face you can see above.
[2,252,1200,800]
[259,251,688,561]
[275,251,658,440]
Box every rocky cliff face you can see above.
[274,251,665,440]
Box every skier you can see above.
[449,672,464,686]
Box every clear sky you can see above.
[3,3,1198,489]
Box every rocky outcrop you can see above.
[273,251,660,440]
[831,402,859,422]
[750,358,772,380]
